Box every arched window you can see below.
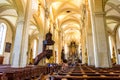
[0,23,7,55]
[33,39,37,58]
[108,36,113,58]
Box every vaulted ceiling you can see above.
[0,0,120,44]
[105,0,120,34]
[46,0,83,44]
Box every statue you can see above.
[61,48,65,61]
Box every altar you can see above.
[68,41,79,63]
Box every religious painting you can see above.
[5,42,11,52]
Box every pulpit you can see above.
[34,31,55,65]
[43,31,55,59]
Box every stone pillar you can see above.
[86,10,94,66]
[89,0,112,68]
[11,17,24,67]
[58,31,62,63]
[86,32,94,65]
[81,28,87,64]
[12,0,32,67]
[19,0,32,67]
[44,2,50,39]
[52,24,55,63]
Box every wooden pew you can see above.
[0,64,54,80]
[0,73,7,80]
[50,64,120,80]
[52,73,120,80]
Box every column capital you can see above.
[17,17,24,23]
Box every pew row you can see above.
[50,64,120,80]
[0,65,59,80]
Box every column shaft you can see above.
[19,0,32,67]
[58,32,62,63]
[86,33,94,65]
[89,0,112,67]
[11,19,24,67]
[81,28,87,64]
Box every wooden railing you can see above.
[0,64,59,80]
[34,51,47,65]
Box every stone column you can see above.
[52,24,55,63]
[44,1,50,39]
[11,17,24,67]
[19,0,32,67]
[58,31,62,63]
[86,10,94,66]
[81,28,87,64]
[86,32,94,65]
[89,0,112,68]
